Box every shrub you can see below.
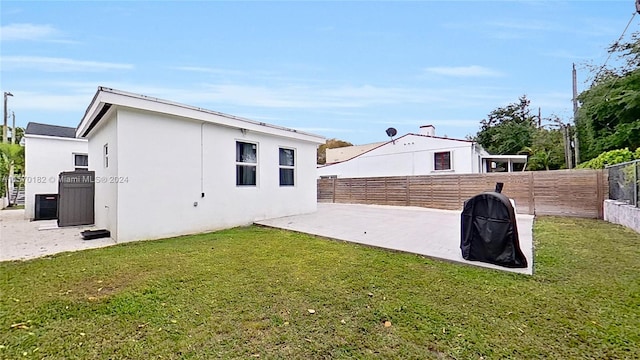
[576,148,636,169]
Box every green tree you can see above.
[317,138,353,164]
[475,95,537,155]
[521,127,566,170]
[14,127,24,145]
[576,32,640,162]
[0,143,25,206]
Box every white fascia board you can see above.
[481,155,528,159]
[481,155,529,163]
[24,134,87,142]
[77,87,325,144]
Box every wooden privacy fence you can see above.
[318,170,608,218]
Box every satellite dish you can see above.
[385,127,397,137]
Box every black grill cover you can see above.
[460,192,528,268]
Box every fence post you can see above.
[597,170,604,219]
[635,162,638,207]
[457,175,462,207]
[406,176,410,206]
[528,172,535,215]
[365,179,368,203]
[385,178,388,204]
[332,178,336,203]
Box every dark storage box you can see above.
[34,194,58,220]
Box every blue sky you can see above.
[1,1,638,144]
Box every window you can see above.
[434,151,451,171]
[74,153,88,171]
[279,148,295,186]
[103,144,109,168]
[236,141,257,186]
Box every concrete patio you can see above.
[256,203,534,275]
[0,209,116,262]
[2,204,534,274]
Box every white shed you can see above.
[24,123,88,220]
[76,87,324,243]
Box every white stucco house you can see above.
[325,141,386,164]
[24,123,88,220]
[318,125,527,178]
[76,87,324,243]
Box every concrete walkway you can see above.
[0,209,116,262]
[256,203,534,275]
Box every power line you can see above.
[592,11,637,85]
[590,9,639,102]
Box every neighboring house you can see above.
[325,142,386,164]
[76,87,325,243]
[24,122,88,220]
[317,125,527,178]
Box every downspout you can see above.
[471,143,475,173]
[200,122,205,198]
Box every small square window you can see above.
[434,151,451,171]
[74,154,88,170]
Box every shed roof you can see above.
[25,122,77,138]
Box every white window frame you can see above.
[433,151,453,172]
[236,141,258,186]
[73,153,89,171]
[278,147,296,187]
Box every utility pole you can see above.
[563,124,573,169]
[572,63,580,166]
[563,125,568,168]
[3,91,13,144]
[538,107,541,128]
[11,112,16,144]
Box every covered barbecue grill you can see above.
[460,184,528,268]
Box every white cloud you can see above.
[172,66,247,76]
[296,127,355,133]
[1,23,62,41]
[372,118,480,128]
[171,65,319,84]
[424,65,504,77]
[9,90,94,112]
[487,20,557,32]
[529,91,572,114]
[1,56,133,72]
[6,80,512,119]
[188,83,508,110]
[542,50,593,60]
[195,83,451,109]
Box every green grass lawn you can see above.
[1,217,639,359]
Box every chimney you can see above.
[419,125,435,137]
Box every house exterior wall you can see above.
[24,135,88,219]
[102,108,319,243]
[318,134,480,178]
[89,111,119,238]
